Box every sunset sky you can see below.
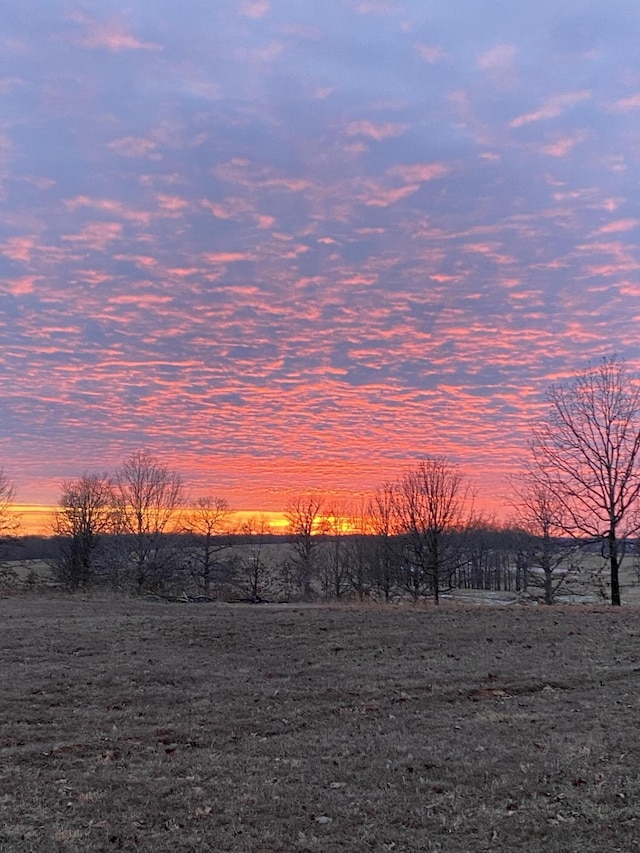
[3,1,640,529]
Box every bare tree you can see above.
[0,470,21,587]
[183,496,231,596]
[343,500,376,601]
[50,473,114,590]
[510,477,576,604]
[365,483,402,601]
[394,457,471,604]
[458,517,510,592]
[114,450,185,591]
[236,515,273,600]
[284,494,327,598]
[320,503,350,600]
[531,357,640,606]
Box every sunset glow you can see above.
[2,2,640,524]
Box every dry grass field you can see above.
[2,597,640,852]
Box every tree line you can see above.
[2,356,640,606]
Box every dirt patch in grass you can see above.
[2,598,640,852]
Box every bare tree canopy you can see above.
[182,495,232,596]
[114,450,185,590]
[393,457,472,604]
[285,494,327,597]
[510,475,575,604]
[0,470,21,577]
[0,469,19,539]
[531,356,640,605]
[51,473,114,590]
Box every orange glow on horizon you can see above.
[11,505,292,537]
[11,489,505,537]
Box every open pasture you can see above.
[2,597,640,852]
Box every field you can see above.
[2,598,640,852]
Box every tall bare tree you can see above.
[320,503,350,600]
[183,496,231,596]
[510,477,575,604]
[367,483,401,601]
[531,357,640,606]
[0,470,21,585]
[285,494,327,598]
[394,457,471,604]
[237,515,273,600]
[51,473,114,590]
[114,450,184,591]
[343,500,376,601]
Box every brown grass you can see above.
[2,597,640,852]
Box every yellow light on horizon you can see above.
[10,505,291,536]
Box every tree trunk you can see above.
[610,532,621,606]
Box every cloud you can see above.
[510,90,591,127]
[108,137,159,158]
[610,94,640,112]
[61,222,123,251]
[0,77,25,94]
[70,11,163,52]
[240,1,271,18]
[65,196,152,226]
[477,44,518,87]
[345,121,408,141]
[355,2,401,14]
[596,219,639,234]
[414,43,448,64]
[540,132,586,157]
[388,163,450,183]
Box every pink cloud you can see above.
[346,121,408,141]
[597,219,639,234]
[477,44,518,88]
[234,42,284,64]
[355,2,400,14]
[2,236,36,263]
[156,194,190,214]
[65,196,152,226]
[361,183,420,207]
[108,136,158,158]
[610,94,640,112]
[414,43,448,64]
[108,294,173,306]
[510,90,591,128]
[540,136,581,157]
[240,1,271,18]
[389,163,450,183]
[61,222,123,251]
[113,254,158,270]
[2,276,40,295]
[0,77,24,94]
[71,12,162,52]
[203,252,255,264]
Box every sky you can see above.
[2,1,640,529]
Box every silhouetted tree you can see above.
[368,484,401,601]
[510,477,576,604]
[285,494,327,597]
[343,501,376,601]
[237,515,273,600]
[114,450,184,591]
[50,473,114,590]
[320,503,350,600]
[458,518,509,591]
[531,357,640,605]
[183,496,231,596]
[0,470,21,588]
[394,457,472,604]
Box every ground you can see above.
[2,597,640,852]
